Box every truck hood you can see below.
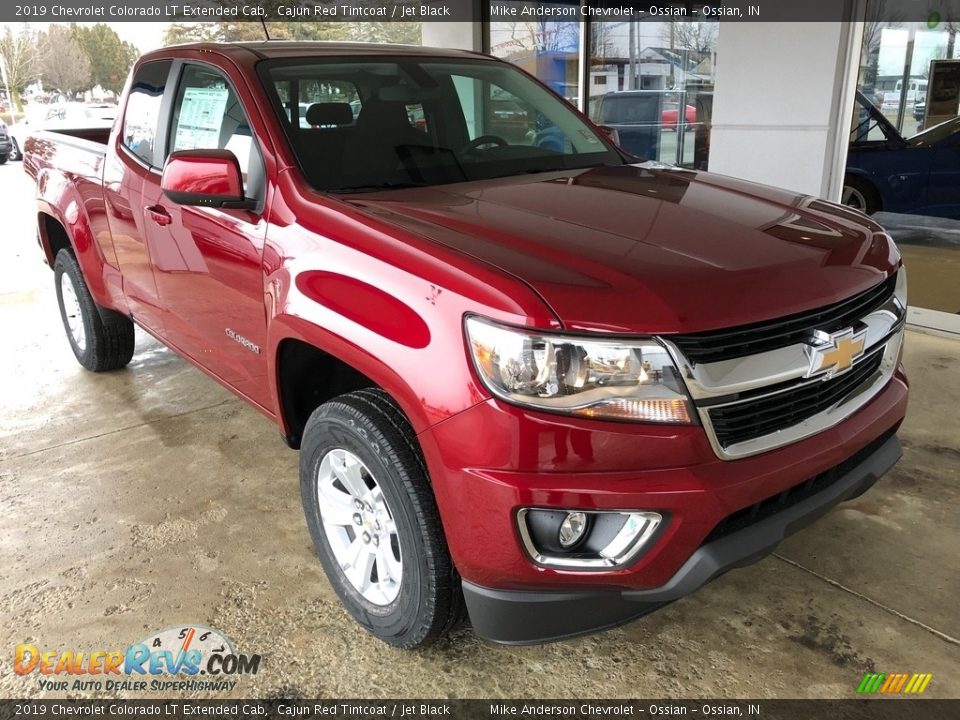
[347,164,898,334]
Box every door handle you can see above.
[145,204,172,226]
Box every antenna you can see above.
[260,18,271,41]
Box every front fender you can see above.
[265,262,554,437]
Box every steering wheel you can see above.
[461,135,509,153]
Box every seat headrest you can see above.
[305,102,353,128]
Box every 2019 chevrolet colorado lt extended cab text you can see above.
[24,42,909,648]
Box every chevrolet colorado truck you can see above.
[24,42,909,648]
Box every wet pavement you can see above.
[876,212,960,314]
[0,161,957,699]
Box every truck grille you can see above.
[707,348,885,449]
[670,274,897,364]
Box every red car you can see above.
[662,101,697,130]
[25,42,908,648]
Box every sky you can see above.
[0,21,168,52]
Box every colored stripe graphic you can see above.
[858,672,932,694]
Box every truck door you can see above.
[140,61,272,410]
[106,59,173,334]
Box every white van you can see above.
[883,78,928,108]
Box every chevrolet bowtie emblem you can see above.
[805,327,867,379]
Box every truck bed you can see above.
[23,128,110,180]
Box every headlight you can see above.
[465,316,693,423]
[895,266,907,309]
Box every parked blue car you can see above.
[845,91,960,219]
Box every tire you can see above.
[54,249,135,372]
[842,176,880,215]
[299,388,463,648]
[10,138,21,161]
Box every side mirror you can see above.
[596,124,621,147]
[161,149,249,208]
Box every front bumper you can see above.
[418,365,907,642]
[462,432,901,644]
[0,138,12,155]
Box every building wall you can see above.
[708,22,863,200]
[421,22,481,51]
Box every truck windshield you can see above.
[260,57,626,192]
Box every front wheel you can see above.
[842,177,880,215]
[10,138,21,161]
[299,388,463,648]
[54,250,135,372]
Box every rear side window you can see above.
[122,60,171,166]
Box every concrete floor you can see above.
[0,161,958,700]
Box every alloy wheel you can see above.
[60,271,86,353]
[316,448,403,605]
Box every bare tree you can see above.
[945,21,958,58]
[39,25,91,96]
[496,21,579,57]
[0,26,42,112]
[664,22,719,55]
[858,0,906,103]
[861,0,904,58]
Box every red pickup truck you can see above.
[24,42,909,648]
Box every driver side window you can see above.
[168,64,264,199]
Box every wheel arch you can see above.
[271,326,431,451]
[34,170,118,310]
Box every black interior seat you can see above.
[295,102,356,189]
[343,98,430,183]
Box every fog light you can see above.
[518,508,664,570]
[558,512,588,548]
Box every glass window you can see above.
[261,58,622,192]
[452,76,543,148]
[169,64,262,192]
[850,10,960,314]
[588,21,719,169]
[122,60,171,166]
[275,79,362,128]
[488,3,582,105]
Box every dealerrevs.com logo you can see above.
[14,626,261,693]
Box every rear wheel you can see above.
[842,176,880,215]
[299,388,463,648]
[54,250,135,372]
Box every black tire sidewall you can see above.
[844,177,879,215]
[300,406,434,643]
[54,251,98,369]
